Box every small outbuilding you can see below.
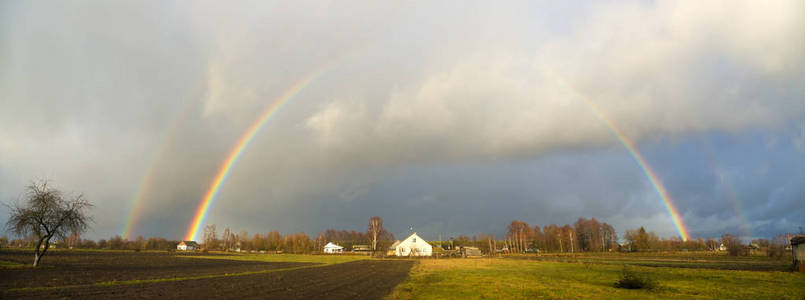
[387,241,401,256]
[323,242,344,254]
[792,236,805,272]
[352,245,372,253]
[394,232,432,257]
[460,246,483,257]
[177,241,200,251]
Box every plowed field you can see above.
[0,250,414,299]
[0,250,312,289]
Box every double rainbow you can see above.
[179,60,691,242]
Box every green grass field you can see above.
[388,254,805,299]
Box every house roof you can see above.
[324,242,343,249]
[180,241,200,247]
[792,236,805,246]
[399,232,427,246]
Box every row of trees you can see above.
[1,217,396,255]
[502,218,797,257]
[197,216,395,253]
[503,218,619,253]
[1,233,181,251]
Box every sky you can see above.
[1,0,803,242]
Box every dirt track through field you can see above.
[3,259,414,299]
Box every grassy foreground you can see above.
[388,257,804,299]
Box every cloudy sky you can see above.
[1,0,803,241]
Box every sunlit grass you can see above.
[388,258,805,299]
[505,251,792,271]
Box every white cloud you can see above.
[302,0,805,166]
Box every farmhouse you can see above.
[177,240,200,251]
[792,236,805,272]
[323,242,344,254]
[394,232,432,257]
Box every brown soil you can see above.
[0,249,312,289]
[3,259,414,299]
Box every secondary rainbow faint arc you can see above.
[698,136,752,238]
[122,100,191,240]
[562,84,690,241]
[184,64,338,241]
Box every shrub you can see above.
[614,267,657,290]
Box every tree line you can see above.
[427,217,797,257]
[199,216,395,253]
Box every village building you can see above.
[386,241,401,256]
[323,242,344,254]
[352,244,372,253]
[393,232,432,257]
[792,236,805,272]
[460,246,483,257]
[177,241,200,251]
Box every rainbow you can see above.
[184,64,340,241]
[585,101,690,241]
[122,102,190,240]
[560,82,690,241]
[697,136,752,238]
[122,161,158,240]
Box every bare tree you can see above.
[6,181,92,267]
[367,216,387,253]
[203,224,217,250]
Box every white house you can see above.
[323,242,344,254]
[177,241,200,251]
[394,232,432,257]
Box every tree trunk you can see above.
[569,231,575,253]
[33,236,51,267]
[488,237,493,256]
[558,236,563,253]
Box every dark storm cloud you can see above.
[1,0,803,240]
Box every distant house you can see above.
[352,245,372,253]
[394,232,432,257]
[177,241,200,251]
[792,236,805,272]
[323,242,344,254]
[718,243,727,251]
